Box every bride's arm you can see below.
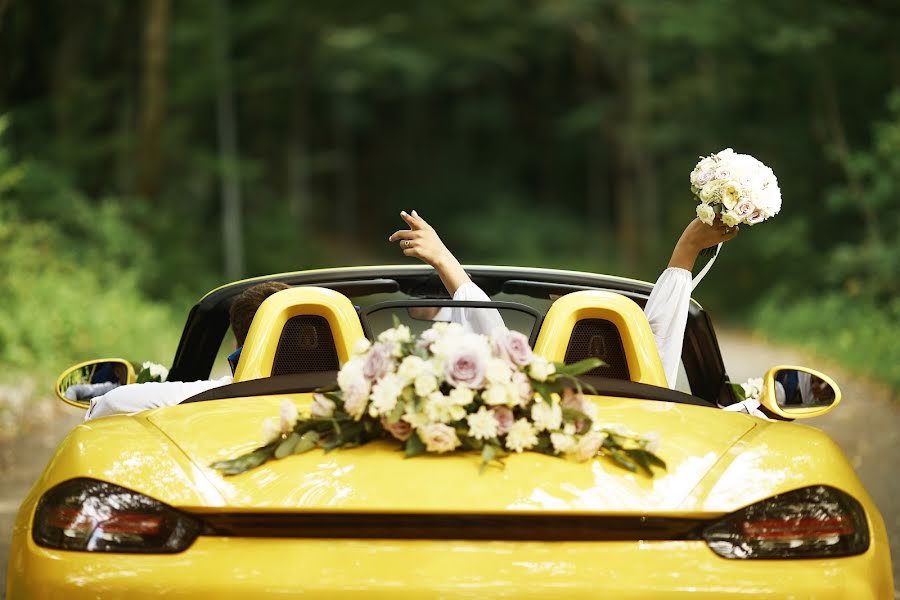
[646,218,738,388]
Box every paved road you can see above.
[1,331,897,596]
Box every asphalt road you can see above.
[1,330,897,597]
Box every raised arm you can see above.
[646,218,738,388]
[389,210,504,334]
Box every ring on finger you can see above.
[404,240,410,248]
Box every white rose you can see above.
[721,211,740,227]
[261,417,282,443]
[352,337,372,356]
[573,431,607,462]
[528,357,556,382]
[721,181,741,210]
[369,373,404,417]
[448,386,475,406]
[698,179,725,205]
[420,423,461,454]
[337,357,366,391]
[482,383,513,406]
[696,203,715,226]
[485,358,513,385]
[550,432,576,454]
[398,355,428,384]
[414,373,438,397]
[377,324,412,346]
[310,394,336,419]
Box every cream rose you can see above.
[420,423,461,454]
[696,203,715,226]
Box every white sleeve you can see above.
[84,376,233,421]
[450,281,506,336]
[643,267,692,389]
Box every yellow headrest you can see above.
[234,287,365,382]
[532,290,667,387]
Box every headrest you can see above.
[234,287,365,382]
[533,290,667,387]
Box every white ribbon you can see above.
[691,242,723,290]
[717,397,772,420]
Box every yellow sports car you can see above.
[6,266,894,598]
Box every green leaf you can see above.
[554,358,604,377]
[609,448,637,473]
[274,432,301,458]
[729,383,746,401]
[293,431,321,454]
[404,432,426,457]
[531,380,554,404]
[479,443,496,474]
[211,444,277,476]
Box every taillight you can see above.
[701,485,869,559]
[33,478,201,553]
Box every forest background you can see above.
[1,0,898,411]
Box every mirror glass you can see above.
[773,369,837,410]
[58,361,130,407]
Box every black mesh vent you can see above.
[271,315,339,377]
[563,319,630,380]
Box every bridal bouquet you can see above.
[690,148,782,229]
[213,322,666,476]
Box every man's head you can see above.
[229,281,291,346]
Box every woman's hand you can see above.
[668,217,739,271]
[389,211,470,294]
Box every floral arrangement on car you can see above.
[691,148,782,257]
[212,323,666,476]
[136,361,168,383]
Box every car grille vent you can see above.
[271,315,339,377]
[197,513,707,541]
[564,319,630,380]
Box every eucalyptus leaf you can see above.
[274,432,301,458]
[405,432,425,457]
[293,431,321,454]
[609,448,637,473]
[211,444,277,476]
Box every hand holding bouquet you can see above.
[691,148,781,230]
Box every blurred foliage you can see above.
[0,0,898,389]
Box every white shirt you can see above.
[432,281,506,335]
[84,375,233,421]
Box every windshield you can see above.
[360,301,541,344]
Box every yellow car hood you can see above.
[145,395,760,513]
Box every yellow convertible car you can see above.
[6,266,894,598]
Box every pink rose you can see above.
[363,343,395,381]
[491,329,534,367]
[562,388,592,433]
[420,423,461,453]
[734,199,754,219]
[445,350,486,389]
[491,406,514,436]
[381,417,413,442]
[342,379,370,421]
[746,209,766,225]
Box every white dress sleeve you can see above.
[449,281,506,336]
[84,375,233,421]
[643,267,692,389]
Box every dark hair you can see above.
[229,281,290,346]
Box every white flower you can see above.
[721,181,741,210]
[466,406,499,440]
[352,337,372,356]
[531,399,562,432]
[573,431,607,462]
[696,203,715,226]
[311,394,336,418]
[721,210,740,227]
[142,361,168,381]
[505,419,538,453]
[280,400,299,434]
[420,423,461,453]
[741,377,764,400]
[369,373,404,417]
[337,357,365,390]
[261,417,281,442]
[414,373,438,397]
[401,408,430,430]
[528,357,556,382]
[397,355,428,384]
[550,432,576,454]
[643,431,661,454]
[342,378,371,421]
[699,179,726,205]
[377,324,412,347]
[424,391,466,423]
[485,358,513,385]
[482,382,514,406]
[448,386,475,406]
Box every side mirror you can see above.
[758,366,841,419]
[55,359,136,409]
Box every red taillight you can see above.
[33,478,200,553]
[701,485,869,559]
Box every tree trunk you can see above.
[214,0,244,280]
[135,0,170,200]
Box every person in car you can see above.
[389,210,738,388]
[84,282,290,420]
